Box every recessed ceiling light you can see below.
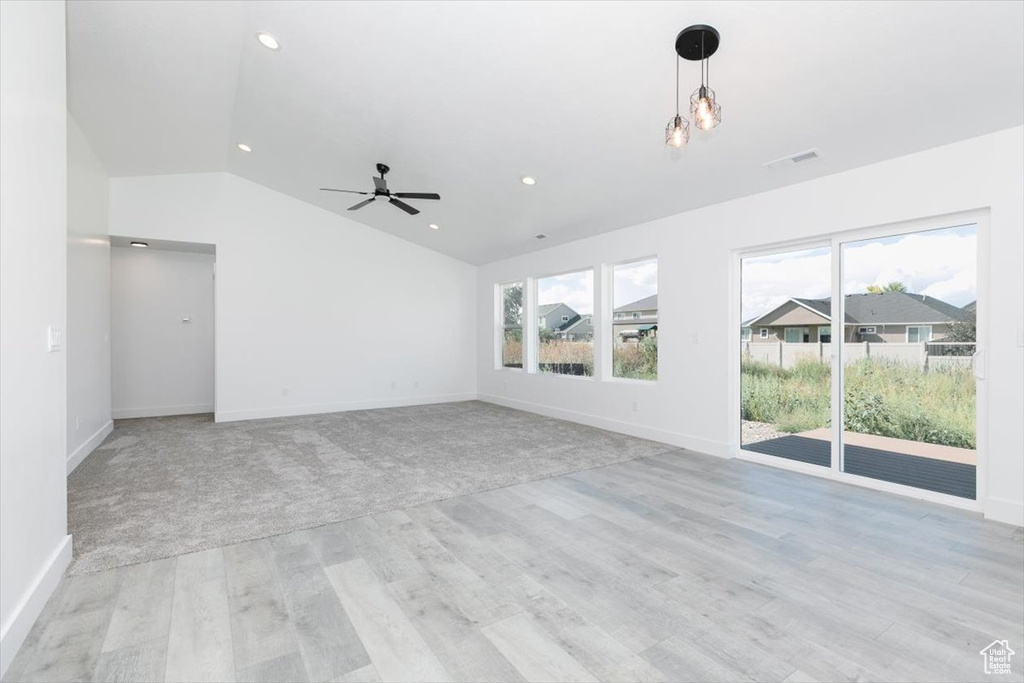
[534,233,547,240]
[237,143,252,152]
[521,176,536,185]
[130,241,148,248]
[256,32,280,50]
[429,224,440,230]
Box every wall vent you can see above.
[763,149,822,171]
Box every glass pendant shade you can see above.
[665,114,690,148]
[690,85,721,131]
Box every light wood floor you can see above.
[5,450,1022,682]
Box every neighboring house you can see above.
[537,303,578,333]
[537,302,593,341]
[560,314,593,341]
[746,291,966,343]
[613,294,658,342]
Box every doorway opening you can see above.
[110,236,216,419]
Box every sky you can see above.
[536,259,659,315]
[613,258,658,309]
[741,224,977,321]
[538,270,594,314]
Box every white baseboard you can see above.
[478,393,729,458]
[0,535,72,678]
[66,420,113,475]
[112,404,214,420]
[985,496,1024,527]
[215,393,479,423]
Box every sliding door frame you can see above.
[730,208,989,513]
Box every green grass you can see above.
[741,357,976,449]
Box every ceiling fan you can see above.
[319,163,440,215]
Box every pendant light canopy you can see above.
[665,24,721,147]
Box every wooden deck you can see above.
[742,434,976,499]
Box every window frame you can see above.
[784,326,809,343]
[497,280,524,370]
[609,256,659,382]
[759,327,769,339]
[818,325,832,343]
[907,325,932,343]
[535,267,596,379]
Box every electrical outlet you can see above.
[631,400,640,413]
[503,381,508,391]
[414,380,420,389]
[282,387,289,397]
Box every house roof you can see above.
[560,315,592,334]
[751,292,966,326]
[614,294,657,313]
[537,303,564,316]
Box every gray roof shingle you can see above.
[788,292,965,325]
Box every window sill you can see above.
[603,376,658,385]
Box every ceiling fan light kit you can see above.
[666,24,722,148]
[320,162,441,217]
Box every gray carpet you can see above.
[68,401,675,574]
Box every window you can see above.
[759,328,769,339]
[537,270,594,376]
[818,325,832,343]
[784,326,809,343]
[858,326,876,335]
[741,327,752,342]
[612,258,657,380]
[907,325,932,343]
[499,282,523,368]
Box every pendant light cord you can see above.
[675,55,680,116]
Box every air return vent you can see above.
[763,149,822,171]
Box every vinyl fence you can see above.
[741,341,975,370]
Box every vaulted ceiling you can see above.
[67,1,1024,264]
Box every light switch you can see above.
[47,326,63,352]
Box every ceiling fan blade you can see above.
[347,198,375,211]
[320,188,369,195]
[372,176,387,192]
[393,192,440,200]
[389,198,419,215]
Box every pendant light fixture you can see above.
[678,24,722,134]
[664,48,690,148]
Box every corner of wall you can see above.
[0,535,71,678]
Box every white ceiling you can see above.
[68,1,1024,264]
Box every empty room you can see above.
[2,1,1023,682]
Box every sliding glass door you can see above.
[739,245,832,467]
[839,224,978,499]
[739,220,980,502]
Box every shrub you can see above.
[741,356,976,449]
[613,336,657,380]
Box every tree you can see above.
[502,283,523,326]
[866,281,907,294]
[945,307,976,343]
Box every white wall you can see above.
[112,247,215,418]
[0,1,72,676]
[476,127,1024,527]
[67,116,112,472]
[109,173,477,421]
